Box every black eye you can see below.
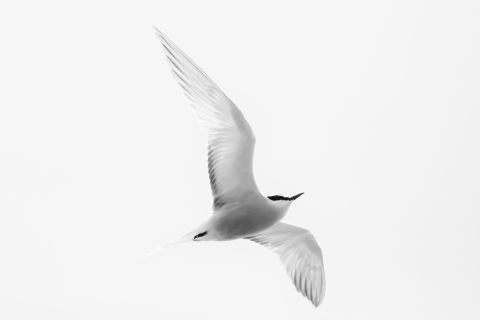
[194,231,208,239]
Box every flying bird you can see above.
[151,27,326,307]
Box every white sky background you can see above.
[1,1,479,319]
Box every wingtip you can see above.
[312,267,326,307]
[152,25,161,34]
[152,25,166,41]
[310,293,322,308]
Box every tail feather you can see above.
[141,221,211,260]
[140,233,194,260]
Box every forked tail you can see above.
[140,233,193,260]
[140,222,210,260]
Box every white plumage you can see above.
[152,27,325,307]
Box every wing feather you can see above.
[154,27,259,210]
[246,222,326,307]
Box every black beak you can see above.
[290,192,304,200]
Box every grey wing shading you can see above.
[153,27,259,210]
[246,222,326,307]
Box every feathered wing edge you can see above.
[245,222,326,307]
[152,26,259,209]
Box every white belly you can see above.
[210,197,288,240]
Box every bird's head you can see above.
[267,192,304,205]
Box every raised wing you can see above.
[154,27,259,210]
[246,222,326,307]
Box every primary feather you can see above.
[246,222,326,307]
[154,27,260,211]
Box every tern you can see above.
[151,27,326,307]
